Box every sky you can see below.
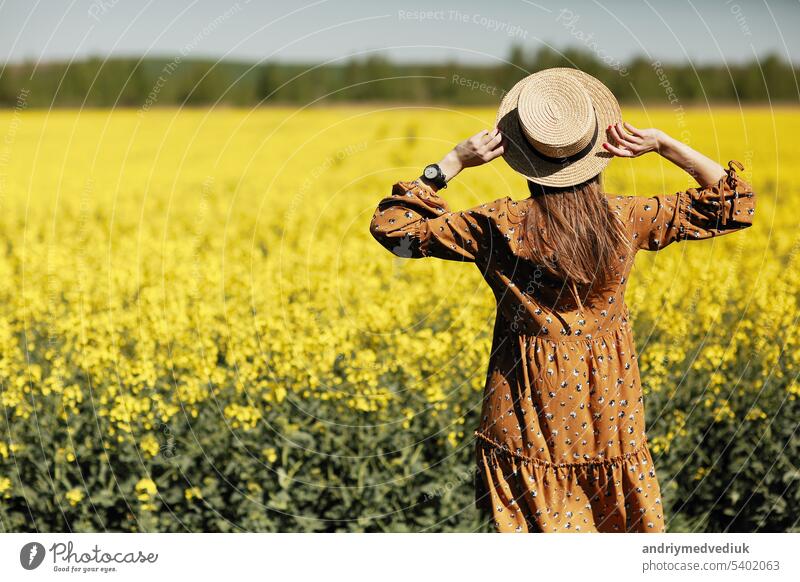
[0,0,797,67]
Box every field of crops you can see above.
[0,106,798,532]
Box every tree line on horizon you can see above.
[0,46,797,109]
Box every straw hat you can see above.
[496,68,621,187]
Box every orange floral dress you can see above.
[369,161,755,533]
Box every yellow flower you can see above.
[0,477,12,497]
[140,434,160,458]
[446,431,461,448]
[184,487,202,501]
[788,382,800,397]
[135,478,158,502]
[66,488,84,506]
[712,401,735,422]
[745,407,768,421]
[262,447,278,464]
[223,404,262,431]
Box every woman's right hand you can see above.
[602,122,664,158]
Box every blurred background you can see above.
[0,0,798,533]
[1,0,799,106]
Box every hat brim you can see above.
[496,68,621,187]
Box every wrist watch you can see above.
[421,163,447,189]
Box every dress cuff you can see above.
[393,179,450,214]
[677,159,753,238]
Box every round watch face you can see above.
[424,165,438,180]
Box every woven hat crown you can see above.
[495,67,621,187]
[517,73,597,160]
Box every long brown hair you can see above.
[522,174,629,302]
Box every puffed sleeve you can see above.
[625,160,755,251]
[369,179,503,262]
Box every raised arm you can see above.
[369,128,507,262]
[604,122,755,251]
[604,121,725,187]
[427,127,505,191]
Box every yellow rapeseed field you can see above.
[0,106,797,532]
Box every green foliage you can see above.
[1,363,795,532]
[647,358,800,533]
[0,394,491,532]
[1,46,798,108]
